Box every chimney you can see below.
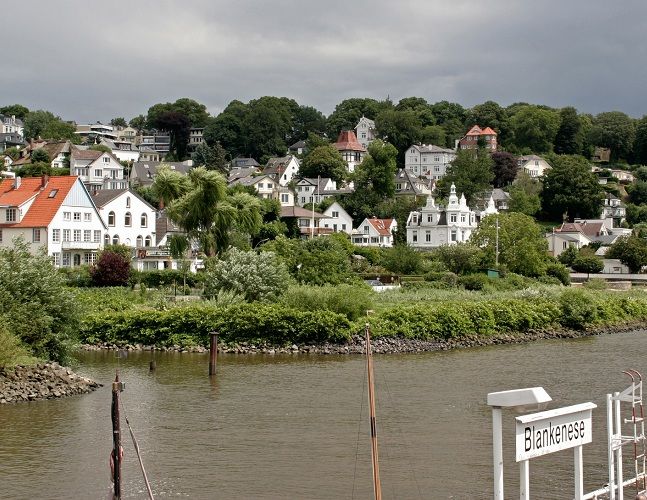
[13,176,21,189]
[41,174,49,189]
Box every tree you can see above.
[243,96,297,162]
[0,104,29,120]
[110,117,127,128]
[439,149,494,205]
[509,106,560,153]
[326,98,387,138]
[571,255,604,279]
[90,246,131,286]
[151,164,190,208]
[299,144,348,184]
[381,244,423,275]
[507,171,542,216]
[627,181,647,206]
[430,100,466,148]
[375,109,423,164]
[191,142,228,173]
[129,115,146,132]
[589,111,636,161]
[0,239,78,362]
[470,213,549,277]
[633,115,647,165]
[395,97,435,126]
[204,248,290,302]
[354,139,398,198]
[292,105,327,142]
[465,101,510,145]
[432,243,484,275]
[606,235,647,273]
[31,148,50,163]
[172,97,210,128]
[558,245,579,267]
[89,144,112,154]
[541,155,604,220]
[151,110,191,160]
[491,151,518,187]
[23,110,76,141]
[203,100,248,157]
[554,107,583,155]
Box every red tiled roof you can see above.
[334,130,366,152]
[465,125,483,136]
[481,127,497,135]
[0,176,78,228]
[0,177,41,206]
[556,221,604,238]
[368,217,395,236]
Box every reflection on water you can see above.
[1,330,647,499]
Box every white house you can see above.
[517,155,552,178]
[352,217,397,247]
[70,148,127,192]
[320,201,353,235]
[334,131,366,173]
[0,114,24,137]
[404,144,457,179]
[406,183,481,248]
[394,169,432,197]
[91,189,157,249]
[294,177,337,206]
[263,155,300,186]
[100,139,141,163]
[355,116,376,149]
[0,175,106,267]
[229,174,278,199]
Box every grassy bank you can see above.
[76,286,647,348]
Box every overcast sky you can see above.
[4,0,647,122]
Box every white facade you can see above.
[320,202,353,235]
[352,218,397,247]
[265,156,300,187]
[0,115,24,137]
[517,155,552,178]
[295,178,337,206]
[355,116,376,149]
[405,144,457,179]
[406,184,480,248]
[96,190,157,249]
[71,151,127,192]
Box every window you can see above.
[342,224,347,231]
[6,208,16,222]
[112,235,120,245]
[451,230,457,242]
[62,253,70,267]
[48,189,58,198]
[104,234,110,245]
[140,213,147,227]
[461,214,466,223]
[73,254,81,266]
[332,211,339,218]
[84,213,91,222]
[125,212,132,226]
[94,169,102,177]
[103,156,110,163]
[52,253,60,266]
[281,194,289,203]
[52,229,60,243]
[434,166,440,172]
[84,252,96,265]
[136,235,143,247]
[126,196,131,208]
[563,242,568,250]
[74,212,81,221]
[450,214,457,223]
[144,236,152,246]
[33,229,41,243]
[363,225,369,234]
[0,229,2,242]
[108,211,115,226]
[83,230,91,242]
[73,229,81,242]
[412,231,417,242]
[427,215,433,223]
[267,183,273,189]
[93,230,101,243]
[425,231,431,242]
[63,229,71,242]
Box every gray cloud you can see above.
[3,0,647,122]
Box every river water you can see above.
[2,330,647,499]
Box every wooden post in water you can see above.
[365,323,382,500]
[209,332,218,376]
[111,371,123,499]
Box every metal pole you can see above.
[365,324,382,500]
[111,372,122,499]
[209,332,218,376]
[616,392,624,500]
[574,445,584,500]
[608,393,617,500]
[492,406,504,500]
[520,460,529,500]
[495,216,499,267]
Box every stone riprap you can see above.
[0,363,101,404]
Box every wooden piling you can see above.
[111,371,122,499]
[149,360,156,371]
[209,332,218,376]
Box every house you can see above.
[457,125,497,151]
[229,174,278,199]
[352,217,397,247]
[116,126,138,142]
[70,148,127,192]
[355,116,376,149]
[130,161,193,188]
[99,138,140,163]
[294,177,337,206]
[406,183,481,248]
[138,146,160,162]
[0,175,106,267]
[75,122,118,142]
[334,130,366,173]
[91,189,157,249]
[320,201,353,235]
[480,188,511,211]
[0,133,24,153]
[404,144,457,179]
[592,147,611,163]
[2,154,13,169]
[231,157,261,169]
[276,186,295,207]
[546,221,611,257]
[12,140,73,170]
[610,169,635,183]
[263,155,300,186]
[280,205,330,238]
[0,114,24,138]
[136,132,171,156]
[288,140,306,156]
[517,155,552,178]
[189,128,204,149]
[228,166,262,184]
[602,194,626,225]
[394,169,432,197]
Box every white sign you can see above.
[515,402,596,462]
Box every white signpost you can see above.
[515,402,596,499]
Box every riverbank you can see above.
[80,321,646,355]
[0,363,102,404]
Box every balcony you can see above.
[61,241,101,250]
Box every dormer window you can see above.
[48,189,58,198]
[6,208,16,222]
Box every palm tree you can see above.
[151,164,189,209]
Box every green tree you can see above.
[439,149,494,205]
[110,117,127,128]
[172,97,210,128]
[470,213,549,277]
[354,139,398,198]
[381,244,423,275]
[430,100,467,147]
[571,255,604,278]
[0,104,29,120]
[151,164,190,209]
[491,151,518,187]
[507,171,542,216]
[203,100,248,157]
[606,235,647,273]
[465,101,510,145]
[191,142,228,173]
[509,106,560,153]
[541,155,604,220]
[395,97,435,126]
[375,109,423,164]
[0,239,78,362]
[299,144,348,184]
[129,115,146,132]
[151,110,191,160]
[432,243,484,275]
[633,115,647,165]
[24,110,77,141]
[31,148,50,163]
[589,111,636,161]
[244,96,297,162]
[292,105,327,142]
[326,98,387,138]
[627,181,647,205]
[3,146,20,160]
[558,245,579,266]
[554,107,583,155]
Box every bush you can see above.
[571,255,604,276]
[280,284,375,321]
[432,243,484,275]
[90,250,131,286]
[0,321,33,368]
[458,274,488,291]
[559,289,598,329]
[424,271,459,288]
[583,278,607,290]
[58,266,93,287]
[130,269,205,289]
[545,263,570,286]
[381,245,423,275]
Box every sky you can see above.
[3,0,647,123]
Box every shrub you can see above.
[58,266,93,287]
[458,274,488,291]
[130,269,205,289]
[432,243,484,275]
[0,321,33,368]
[381,245,423,275]
[571,255,604,276]
[546,263,571,286]
[559,289,598,329]
[280,284,375,321]
[583,278,607,290]
[204,248,291,302]
[90,250,131,286]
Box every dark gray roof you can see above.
[131,161,192,185]
[91,189,126,207]
[231,157,260,168]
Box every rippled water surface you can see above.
[2,330,647,499]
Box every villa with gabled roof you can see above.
[458,125,497,151]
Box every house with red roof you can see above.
[0,175,106,267]
[351,217,397,247]
[457,125,497,151]
[334,130,366,173]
